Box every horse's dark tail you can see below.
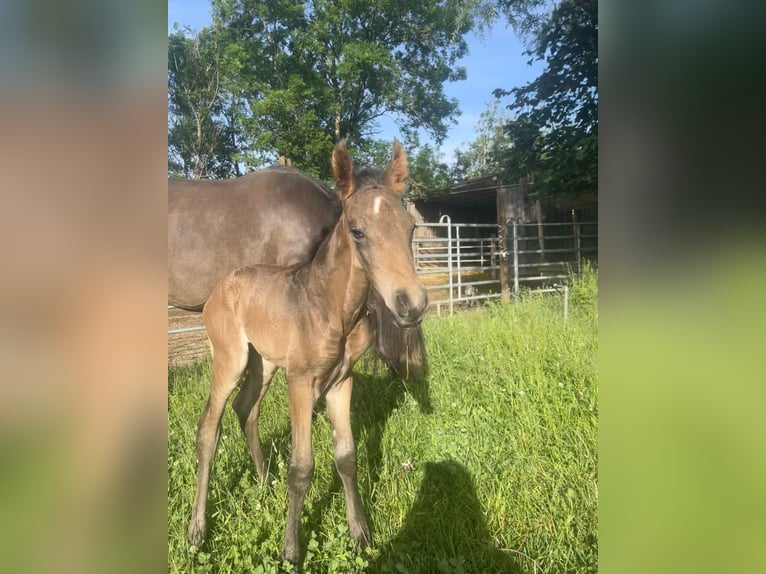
[370,292,428,381]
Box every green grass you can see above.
[168,269,598,573]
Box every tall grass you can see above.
[168,268,598,573]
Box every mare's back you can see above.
[168,168,341,310]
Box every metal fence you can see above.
[413,216,597,315]
[169,218,597,363]
[413,218,501,315]
[167,305,207,366]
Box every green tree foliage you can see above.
[168,0,494,180]
[452,99,511,181]
[493,0,597,198]
[495,0,551,47]
[407,144,453,198]
[168,27,241,179]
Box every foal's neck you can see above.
[306,213,368,331]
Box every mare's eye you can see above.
[351,228,365,241]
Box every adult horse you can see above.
[188,140,427,566]
[168,160,426,379]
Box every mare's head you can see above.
[333,139,427,327]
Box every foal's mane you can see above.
[353,166,387,189]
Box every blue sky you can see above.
[168,0,544,162]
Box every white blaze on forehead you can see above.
[372,194,383,215]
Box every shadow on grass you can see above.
[369,460,523,574]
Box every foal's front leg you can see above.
[326,376,371,548]
[280,378,316,567]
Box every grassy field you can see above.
[168,269,598,573]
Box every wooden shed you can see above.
[406,175,597,227]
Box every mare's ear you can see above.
[385,138,408,195]
[332,140,355,199]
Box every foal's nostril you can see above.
[395,291,410,319]
[414,288,428,316]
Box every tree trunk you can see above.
[193,111,203,179]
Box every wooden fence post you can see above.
[497,187,511,301]
[512,220,519,296]
[572,209,581,275]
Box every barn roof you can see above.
[412,175,502,208]
[411,174,597,211]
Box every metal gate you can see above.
[413,217,597,314]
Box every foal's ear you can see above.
[385,138,408,195]
[332,140,355,199]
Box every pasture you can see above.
[168,268,598,573]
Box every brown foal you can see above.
[187,140,427,567]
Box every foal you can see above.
[188,140,427,566]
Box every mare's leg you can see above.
[188,322,248,547]
[231,346,278,481]
[280,378,316,567]
[326,376,371,548]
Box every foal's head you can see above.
[332,139,427,327]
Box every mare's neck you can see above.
[306,213,369,331]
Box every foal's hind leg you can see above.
[232,346,278,482]
[326,376,371,548]
[188,327,248,547]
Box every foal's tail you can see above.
[369,292,428,381]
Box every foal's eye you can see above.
[350,228,365,241]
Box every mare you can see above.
[168,158,426,379]
[187,140,428,567]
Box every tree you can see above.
[493,0,597,198]
[407,144,453,198]
[495,0,552,47]
[451,99,511,181]
[168,27,241,179]
[196,0,493,180]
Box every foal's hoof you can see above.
[351,522,372,549]
[187,518,206,549]
[278,550,299,572]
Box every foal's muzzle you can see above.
[394,288,428,326]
